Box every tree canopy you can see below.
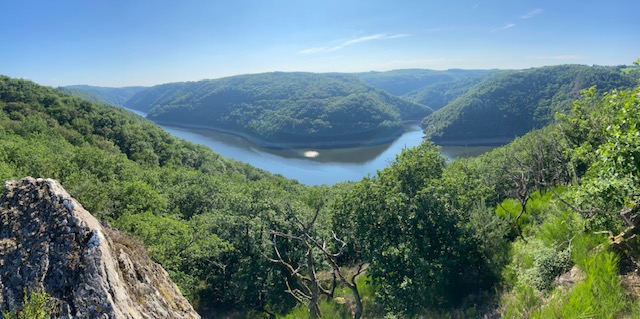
[421,65,637,145]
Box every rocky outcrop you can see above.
[0,177,201,319]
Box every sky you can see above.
[1,0,638,87]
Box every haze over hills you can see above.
[58,85,147,107]
[355,69,496,96]
[402,71,504,110]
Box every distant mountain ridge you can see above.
[402,72,504,111]
[355,69,496,96]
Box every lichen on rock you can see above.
[0,177,201,319]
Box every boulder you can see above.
[0,177,200,319]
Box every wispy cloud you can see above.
[521,9,543,19]
[527,55,581,60]
[298,33,410,55]
[492,23,515,32]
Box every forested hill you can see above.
[59,85,146,106]
[421,64,637,145]
[402,71,504,111]
[125,72,431,148]
[356,68,495,96]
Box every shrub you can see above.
[1,289,54,319]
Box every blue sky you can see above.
[1,0,638,87]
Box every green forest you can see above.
[402,72,501,110]
[2,58,640,318]
[421,65,638,144]
[123,72,431,148]
[65,66,638,150]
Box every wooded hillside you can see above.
[126,72,431,148]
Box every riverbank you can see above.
[150,119,407,150]
[120,105,496,184]
[431,137,513,146]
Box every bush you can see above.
[1,289,53,319]
[535,251,629,319]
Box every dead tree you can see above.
[499,151,536,240]
[265,205,365,319]
[610,199,640,263]
[500,133,573,239]
[305,232,365,319]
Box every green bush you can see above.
[1,289,53,319]
[534,251,629,319]
[500,283,542,319]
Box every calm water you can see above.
[127,108,493,185]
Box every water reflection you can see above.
[164,124,424,164]
[125,107,494,185]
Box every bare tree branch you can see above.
[264,203,364,318]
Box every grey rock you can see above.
[0,177,201,319]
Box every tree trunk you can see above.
[307,248,320,319]
[348,284,363,319]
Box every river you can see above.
[126,108,494,185]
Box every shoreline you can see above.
[150,119,408,150]
[431,137,512,147]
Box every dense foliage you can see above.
[333,143,487,315]
[329,68,640,317]
[422,65,637,144]
[124,72,431,148]
[0,75,336,316]
[402,71,502,110]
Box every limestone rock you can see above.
[554,266,585,290]
[0,177,201,319]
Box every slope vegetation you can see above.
[126,72,431,148]
[331,77,640,317]
[402,72,502,110]
[0,75,330,315]
[59,85,146,106]
[421,65,636,145]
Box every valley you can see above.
[1,62,639,318]
[126,105,491,184]
[154,119,493,185]
[3,2,639,318]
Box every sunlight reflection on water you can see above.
[303,150,319,158]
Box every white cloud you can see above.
[492,23,515,32]
[298,33,410,55]
[521,9,543,19]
